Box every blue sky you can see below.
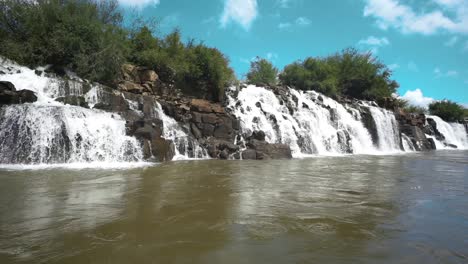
[118,0,468,107]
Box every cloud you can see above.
[220,0,258,30]
[117,0,160,7]
[358,36,390,46]
[434,67,458,78]
[266,52,279,61]
[400,89,434,108]
[444,36,459,46]
[388,63,400,70]
[408,61,419,72]
[295,17,311,26]
[278,16,311,30]
[363,0,468,35]
[277,0,293,8]
[278,23,292,29]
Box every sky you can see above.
[118,0,468,108]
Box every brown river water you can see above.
[0,151,467,264]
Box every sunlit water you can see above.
[0,151,467,264]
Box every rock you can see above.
[191,99,213,112]
[55,95,88,108]
[219,149,229,160]
[151,137,175,162]
[0,81,37,105]
[118,81,144,94]
[241,149,257,160]
[139,69,158,83]
[247,139,292,159]
[191,123,202,139]
[213,123,232,139]
[202,124,215,137]
[251,130,266,141]
[445,143,458,149]
[201,113,218,124]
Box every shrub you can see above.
[428,100,465,122]
[246,57,278,86]
[279,48,398,100]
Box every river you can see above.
[0,151,467,263]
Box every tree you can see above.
[428,100,465,122]
[246,57,278,86]
[279,48,398,100]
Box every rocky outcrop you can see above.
[395,110,435,151]
[0,81,37,105]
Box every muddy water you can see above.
[0,151,467,263]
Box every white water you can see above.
[0,58,144,166]
[427,115,468,149]
[154,103,208,160]
[227,85,402,157]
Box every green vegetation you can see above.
[0,0,234,101]
[404,105,427,114]
[279,48,399,100]
[428,100,465,122]
[246,57,278,86]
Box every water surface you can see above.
[0,151,467,263]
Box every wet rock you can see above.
[0,81,37,105]
[241,149,257,160]
[151,137,175,162]
[191,99,213,112]
[251,130,266,141]
[55,95,88,108]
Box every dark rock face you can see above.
[55,95,89,108]
[0,81,37,105]
[360,107,379,146]
[395,110,435,151]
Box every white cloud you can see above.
[277,0,293,8]
[295,17,311,26]
[401,89,434,108]
[278,22,292,29]
[117,0,160,7]
[358,36,390,46]
[434,67,458,78]
[266,52,279,61]
[363,0,468,35]
[278,16,311,30]
[388,63,400,70]
[444,36,459,46]
[220,0,258,30]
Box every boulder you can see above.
[151,137,175,162]
[251,130,266,141]
[55,95,88,108]
[241,149,257,160]
[139,69,158,83]
[191,99,213,112]
[0,81,37,105]
[247,139,292,159]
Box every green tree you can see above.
[428,100,465,122]
[246,57,278,86]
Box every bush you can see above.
[404,105,427,114]
[279,48,398,100]
[428,100,465,122]
[246,57,278,86]
[0,0,128,84]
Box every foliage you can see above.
[0,0,128,84]
[404,105,427,114]
[0,0,235,101]
[246,57,278,86]
[279,48,399,100]
[428,100,465,122]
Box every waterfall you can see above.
[427,115,468,149]
[227,85,402,157]
[153,103,208,160]
[401,133,416,152]
[0,58,144,165]
[364,104,402,152]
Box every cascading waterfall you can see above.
[363,104,402,152]
[0,59,143,165]
[153,102,208,160]
[427,115,468,149]
[227,85,403,157]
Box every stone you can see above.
[190,123,202,139]
[241,149,257,160]
[213,123,231,139]
[247,139,292,159]
[251,130,266,141]
[202,124,215,137]
[219,149,229,160]
[118,81,144,94]
[55,95,88,108]
[191,99,213,112]
[211,104,225,113]
[139,69,158,83]
[191,112,202,123]
[0,81,15,92]
[201,113,218,124]
[151,137,175,162]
